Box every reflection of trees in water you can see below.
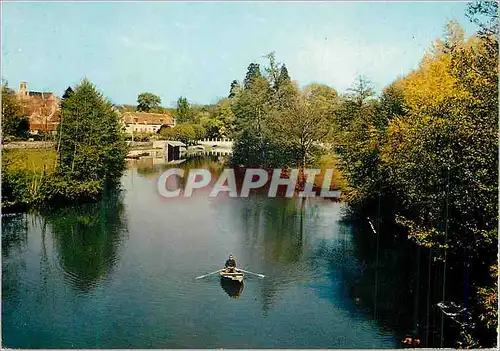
[238,197,321,312]
[44,193,128,293]
[2,214,28,259]
[241,197,316,264]
[316,217,448,347]
[132,158,160,176]
[132,154,224,178]
[133,155,226,196]
[2,214,29,306]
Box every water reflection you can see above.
[2,214,29,306]
[129,154,225,181]
[220,278,244,299]
[2,214,28,259]
[315,217,449,347]
[43,193,128,293]
[235,197,322,312]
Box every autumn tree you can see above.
[376,13,497,345]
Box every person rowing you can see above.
[224,254,237,273]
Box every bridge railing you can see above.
[199,138,234,142]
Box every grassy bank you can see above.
[2,148,106,213]
[3,148,57,173]
[2,148,57,212]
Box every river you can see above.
[2,155,455,348]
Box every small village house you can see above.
[122,111,175,134]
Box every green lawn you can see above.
[2,148,58,174]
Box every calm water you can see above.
[2,156,448,348]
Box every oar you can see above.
[195,269,222,280]
[238,268,265,278]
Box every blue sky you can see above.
[2,1,477,107]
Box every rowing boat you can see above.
[219,269,244,283]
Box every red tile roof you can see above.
[123,112,174,125]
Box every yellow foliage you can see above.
[403,54,462,116]
[314,153,348,191]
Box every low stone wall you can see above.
[2,141,56,149]
[197,139,233,149]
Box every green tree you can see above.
[57,86,75,163]
[232,54,306,167]
[175,96,191,123]
[332,74,390,209]
[57,79,127,186]
[171,124,195,144]
[1,84,29,140]
[137,92,161,112]
[159,123,204,144]
[263,52,297,109]
[191,124,206,141]
[268,90,333,169]
[334,76,378,132]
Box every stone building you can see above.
[122,111,175,134]
[16,81,61,134]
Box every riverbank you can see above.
[1,147,115,213]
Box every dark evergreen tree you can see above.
[243,63,262,89]
[228,80,241,98]
[62,86,74,99]
[275,64,291,91]
[61,86,74,109]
